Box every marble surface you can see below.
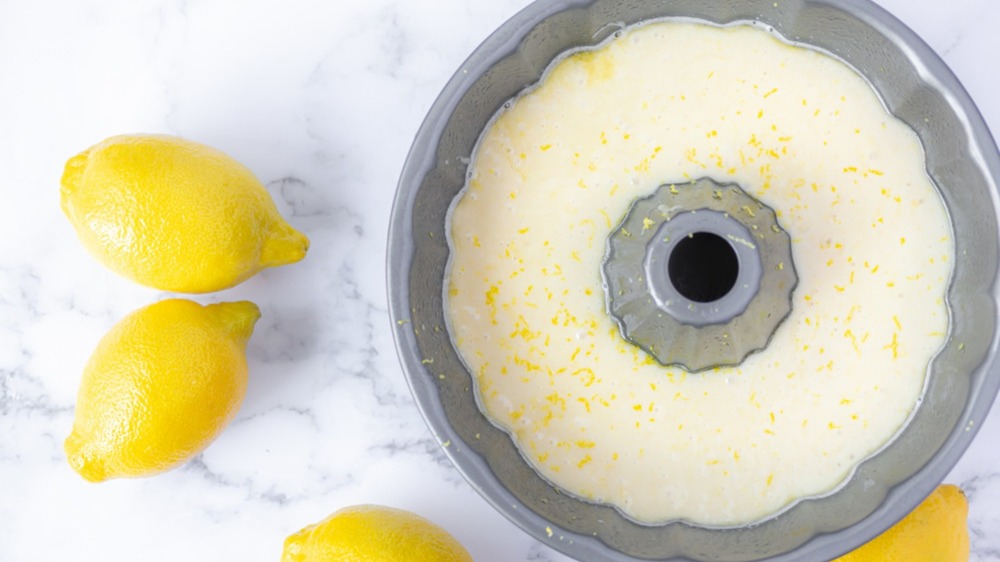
[1,0,998,560]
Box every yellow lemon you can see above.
[282,504,475,562]
[834,484,970,562]
[60,134,309,293]
[65,298,260,482]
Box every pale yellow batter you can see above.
[446,21,953,525]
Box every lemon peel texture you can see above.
[834,484,970,562]
[60,134,309,293]
[65,298,260,482]
[282,504,475,562]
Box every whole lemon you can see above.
[65,298,260,482]
[282,505,475,562]
[60,134,309,293]
[834,484,969,562]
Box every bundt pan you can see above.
[387,0,1000,559]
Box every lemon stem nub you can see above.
[65,432,108,483]
[208,301,261,345]
[260,225,310,268]
[59,152,90,216]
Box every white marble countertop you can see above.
[1,1,998,560]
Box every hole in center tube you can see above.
[668,232,739,303]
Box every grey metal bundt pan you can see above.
[387,0,1000,559]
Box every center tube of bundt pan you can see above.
[602,178,797,372]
